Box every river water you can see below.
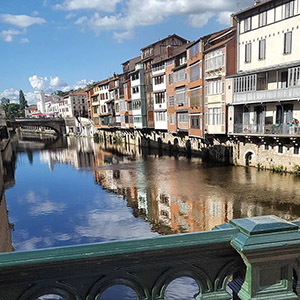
[1,135,300,299]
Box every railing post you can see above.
[230,216,300,300]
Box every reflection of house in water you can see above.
[39,137,95,170]
[0,138,16,253]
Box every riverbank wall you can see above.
[94,128,300,173]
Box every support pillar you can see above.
[230,216,300,300]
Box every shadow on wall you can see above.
[202,145,233,165]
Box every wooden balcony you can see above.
[0,216,300,299]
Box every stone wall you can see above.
[95,128,300,173]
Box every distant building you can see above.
[25,105,38,118]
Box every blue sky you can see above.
[0,0,253,104]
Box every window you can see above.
[178,113,188,123]
[93,106,98,114]
[259,39,266,60]
[259,11,267,27]
[169,113,174,124]
[288,67,300,87]
[284,32,292,54]
[294,146,299,155]
[132,86,139,94]
[206,49,223,71]
[132,100,141,110]
[155,92,165,104]
[264,144,269,150]
[278,145,284,153]
[191,116,200,129]
[168,96,174,107]
[133,116,142,123]
[131,72,139,81]
[208,108,221,125]
[244,17,251,32]
[189,43,199,58]
[168,73,173,85]
[175,87,186,105]
[154,75,164,85]
[284,1,294,19]
[174,69,185,82]
[190,63,200,82]
[189,88,201,107]
[207,79,222,95]
[245,43,252,63]
[156,112,166,121]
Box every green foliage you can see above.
[19,90,27,117]
[114,136,123,146]
[257,163,264,170]
[270,164,285,173]
[1,97,20,120]
[292,165,300,176]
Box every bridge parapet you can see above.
[0,216,299,299]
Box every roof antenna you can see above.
[236,0,242,10]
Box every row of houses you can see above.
[86,0,300,153]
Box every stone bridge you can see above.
[11,118,66,136]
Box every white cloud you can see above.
[20,37,29,43]
[73,0,254,41]
[66,12,76,19]
[0,29,21,42]
[217,11,233,25]
[55,0,122,12]
[0,14,46,28]
[0,88,19,102]
[113,30,133,43]
[29,75,70,93]
[73,79,93,90]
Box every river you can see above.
[1,135,300,299]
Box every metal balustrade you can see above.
[233,86,300,104]
[234,123,300,136]
[0,216,300,299]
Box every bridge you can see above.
[0,215,299,299]
[11,118,66,136]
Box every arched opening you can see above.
[245,151,253,166]
[186,140,191,156]
[174,138,179,152]
[164,277,199,300]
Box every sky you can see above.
[0,0,253,104]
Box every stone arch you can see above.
[152,265,212,299]
[19,282,81,300]
[87,275,150,300]
[157,137,162,150]
[214,260,245,295]
[174,138,179,151]
[245,150,255,167]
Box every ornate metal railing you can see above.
[0,216,300,299]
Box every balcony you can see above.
[233,86,300,104]
[233,123,300,136]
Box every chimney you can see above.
[230,14,237,27]
[167,45,173,57]
[254,1,261,5]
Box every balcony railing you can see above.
[234,123,300,136]
[0,216,300,299]
[233,86,300,104]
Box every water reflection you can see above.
[2,136,300,252]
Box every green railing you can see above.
[0,216,300,299]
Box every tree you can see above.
[19,90,27,117]
[7,103,20,120]
[0,97,10,113]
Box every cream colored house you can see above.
[231,0,300,138]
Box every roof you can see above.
[234,0,273,18]
[26,105,37,110]
[141,34,188,50]
[204,27,236,53]
[122,56,141,73]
